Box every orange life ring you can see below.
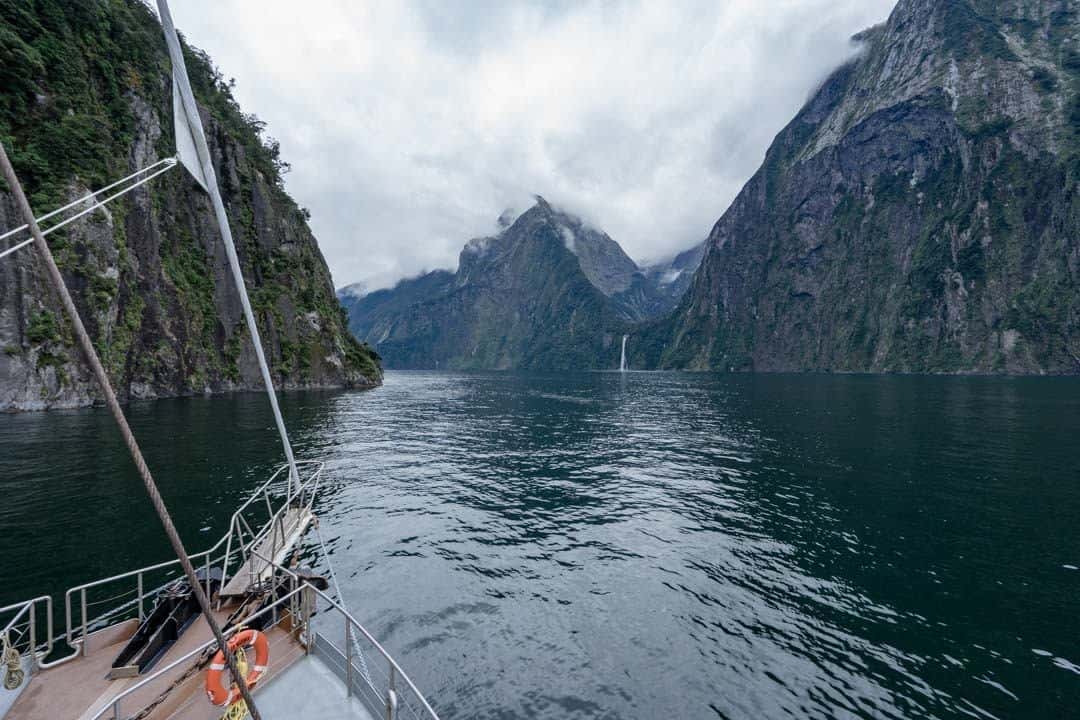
[205,628,270,707]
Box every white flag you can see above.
[173,75,208,192]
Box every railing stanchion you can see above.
[80,588,88,654]
[345,619,354,697]
[289,574,296,631]
[64,591,73,649]
[45,597,53,660]
[221,530,233,597]
[387,661,398,720]
[28,604,36,669]
[137,572,144,622]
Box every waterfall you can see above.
[620,335,628,372]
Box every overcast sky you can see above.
[170,0,896,291]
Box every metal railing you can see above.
[247,549,440,720]
[88,581,440,720]
[89,583,304,720]
[6,461,321,670]
[5,460,440,720]
[312,597,441,720]
[0,595,53,670]
[60,536,239,667]
[219,460,323,595]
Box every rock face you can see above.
[340,270,456,352]
[340,198,703,369]
[0,1,380,410]
[645,0,1079,374]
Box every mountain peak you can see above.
[522,200,642,297]
[804,0,1074,159]
[336,282,367,301]
[496,208,518,230]
[341,194,703,367]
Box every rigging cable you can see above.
[0,158,178,262]
[0,140,264,719]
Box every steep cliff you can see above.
[0,0,380,410]
[646,0,1079,374]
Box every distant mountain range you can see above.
[338,198,704,369]
[342,0,1079,376]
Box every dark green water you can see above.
[1,371,1078,719]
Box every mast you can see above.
[157,0,301,497]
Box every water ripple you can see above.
[2,372,1079,719]
[301,372,1080,720]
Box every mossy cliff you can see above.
[0,0,380,410]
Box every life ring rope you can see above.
[205,628,270,707]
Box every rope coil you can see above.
[2,632,24,691]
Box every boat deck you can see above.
[5,608,305,720]
[245,655,376,720]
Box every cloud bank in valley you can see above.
[172,0,897,290]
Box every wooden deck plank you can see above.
[5,626,133,720]
[6,607,309,720]
[84,608,232,720]
[219,508,312,599]
[7,609,225,720]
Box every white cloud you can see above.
[558,225,576,254]
[170,0,896,290]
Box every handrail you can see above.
[7,461,321,668]
[4,461,441,720]
[59,543,241,666]
[244,547,441,720]
[90,581,441,720]
[64,461,320,606]
[89,584,309,720]
[219,461,322,592]
[314,587,441,720]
